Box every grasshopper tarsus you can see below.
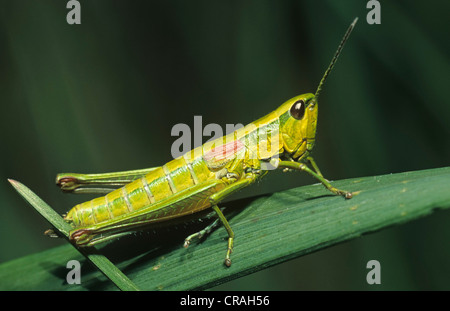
[183,240,190,248]
[44,228,61,238]
[332,187,353,199]
[57,176,79,192]
[224,258,232,267]
[331,188,353,200]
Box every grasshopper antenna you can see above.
[315,17,358,100]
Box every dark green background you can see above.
[1,1,449,290]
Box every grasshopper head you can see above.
[276,17,357,160]
[277,93,318,159]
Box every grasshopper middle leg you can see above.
[184,175,256,267]
[183,218,221,248]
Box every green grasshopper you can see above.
[50,18,357,267]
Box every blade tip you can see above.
[7,178,18,186]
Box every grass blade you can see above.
[7,179,140,291]
[2,167,449,290]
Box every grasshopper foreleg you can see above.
[278,157,353,199]
[306,156,324,178]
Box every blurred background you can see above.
[0,0,449,290]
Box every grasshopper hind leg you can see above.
[56,167,158,194]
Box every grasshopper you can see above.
[49,18,357,267]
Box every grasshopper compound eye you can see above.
[290,100,306,120]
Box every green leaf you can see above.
[6,179,140,291]
[1,167,449,291]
